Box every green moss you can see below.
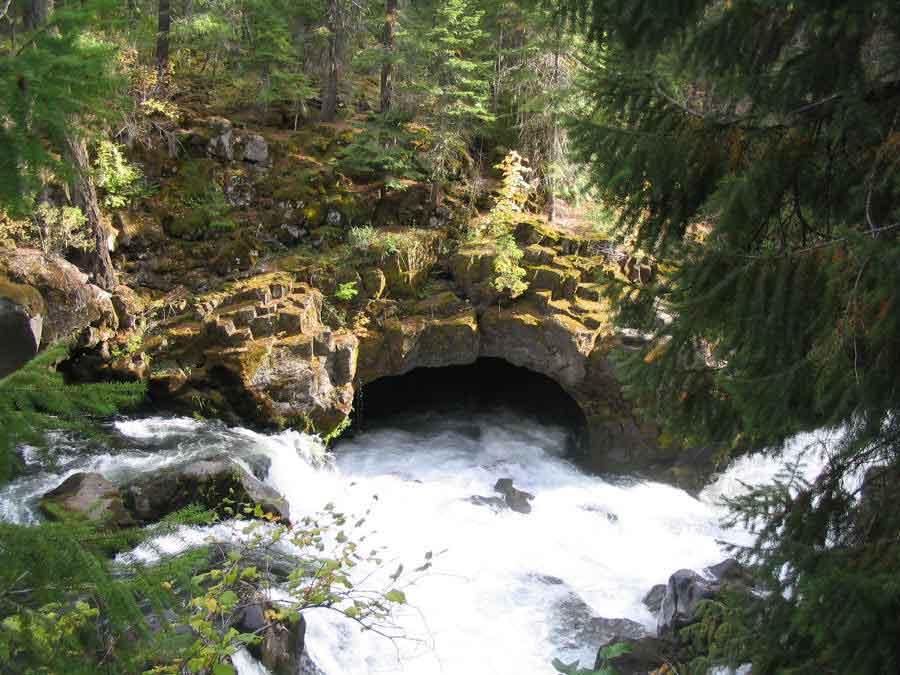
[0,275,45,316]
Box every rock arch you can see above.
[353,357,589,455]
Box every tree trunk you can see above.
[547,28,561,223]
[320,0,341,122]
[24,0,52,31]
[66,134,116,291]
[156,0,170,82]
[379,0,397,114]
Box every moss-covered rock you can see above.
[123,459,289,523]
[40,473,135,527]
[0,248,118,375]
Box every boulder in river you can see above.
[549,584,648,655]
[494,477,534,514]
[642,584,666,615]
[656,558,751,636]
[39,472,135,527]
[234,602,307,675]
[657,568,717,637]
[233,602,326,674]
[594,635,675,675]
[123,459,289,524]
[468,495,508,511]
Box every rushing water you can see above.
[0,410,830,675]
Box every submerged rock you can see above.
[467,495,508,511]
[493,477,534,514]
[123,459,289,524]
[39,472,135,527]
[548,583,649,658]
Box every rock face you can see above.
[207,117,235,160]
[0,248,117,375]
[122,459,289,523]
[39,473,135,527]
[0,284,43,378]
[240,134,269,164]
[84,215,705,483]
[642,584,667,615]
[111,272,358,433]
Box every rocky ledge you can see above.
[35,214,712,485]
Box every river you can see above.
[0,410,830,674]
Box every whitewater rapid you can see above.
[0,411,830,674]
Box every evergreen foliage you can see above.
[336,113,426,187]
[400,0,494,193]
[0,0,122,215]
[0,511,211,674]
[566,1,900,672]
[0,346,145,484]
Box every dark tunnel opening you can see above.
[347,357,589,457]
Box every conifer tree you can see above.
[401,0,493,201]
[566,1,900,671]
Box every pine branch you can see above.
[734,222,900,259]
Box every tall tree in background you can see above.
[156,0,170,83]
[403,0,493,201]
[566,1,900,671]
[1,0,121,289]
[379,0,397,113]
[320,0,345,121]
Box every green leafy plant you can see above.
[488,151,532,236]
[492,234,528,300]
[321,298,347,328]
[321,415,352,446]
[147,502,414,674]
[348,225,378,251]
[93,140,147,209]
[334,281,359,301]
[0,203,92,254]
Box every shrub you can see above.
[0,203,92,255]
[348,225,377,251]
[336,116,426,187]
[93,140,147,209]
[493,234,528,299]
[334,281,359,301]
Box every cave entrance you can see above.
[349,358,588,454]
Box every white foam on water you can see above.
[1,413,833,675]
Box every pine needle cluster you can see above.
[0,345,145,484]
